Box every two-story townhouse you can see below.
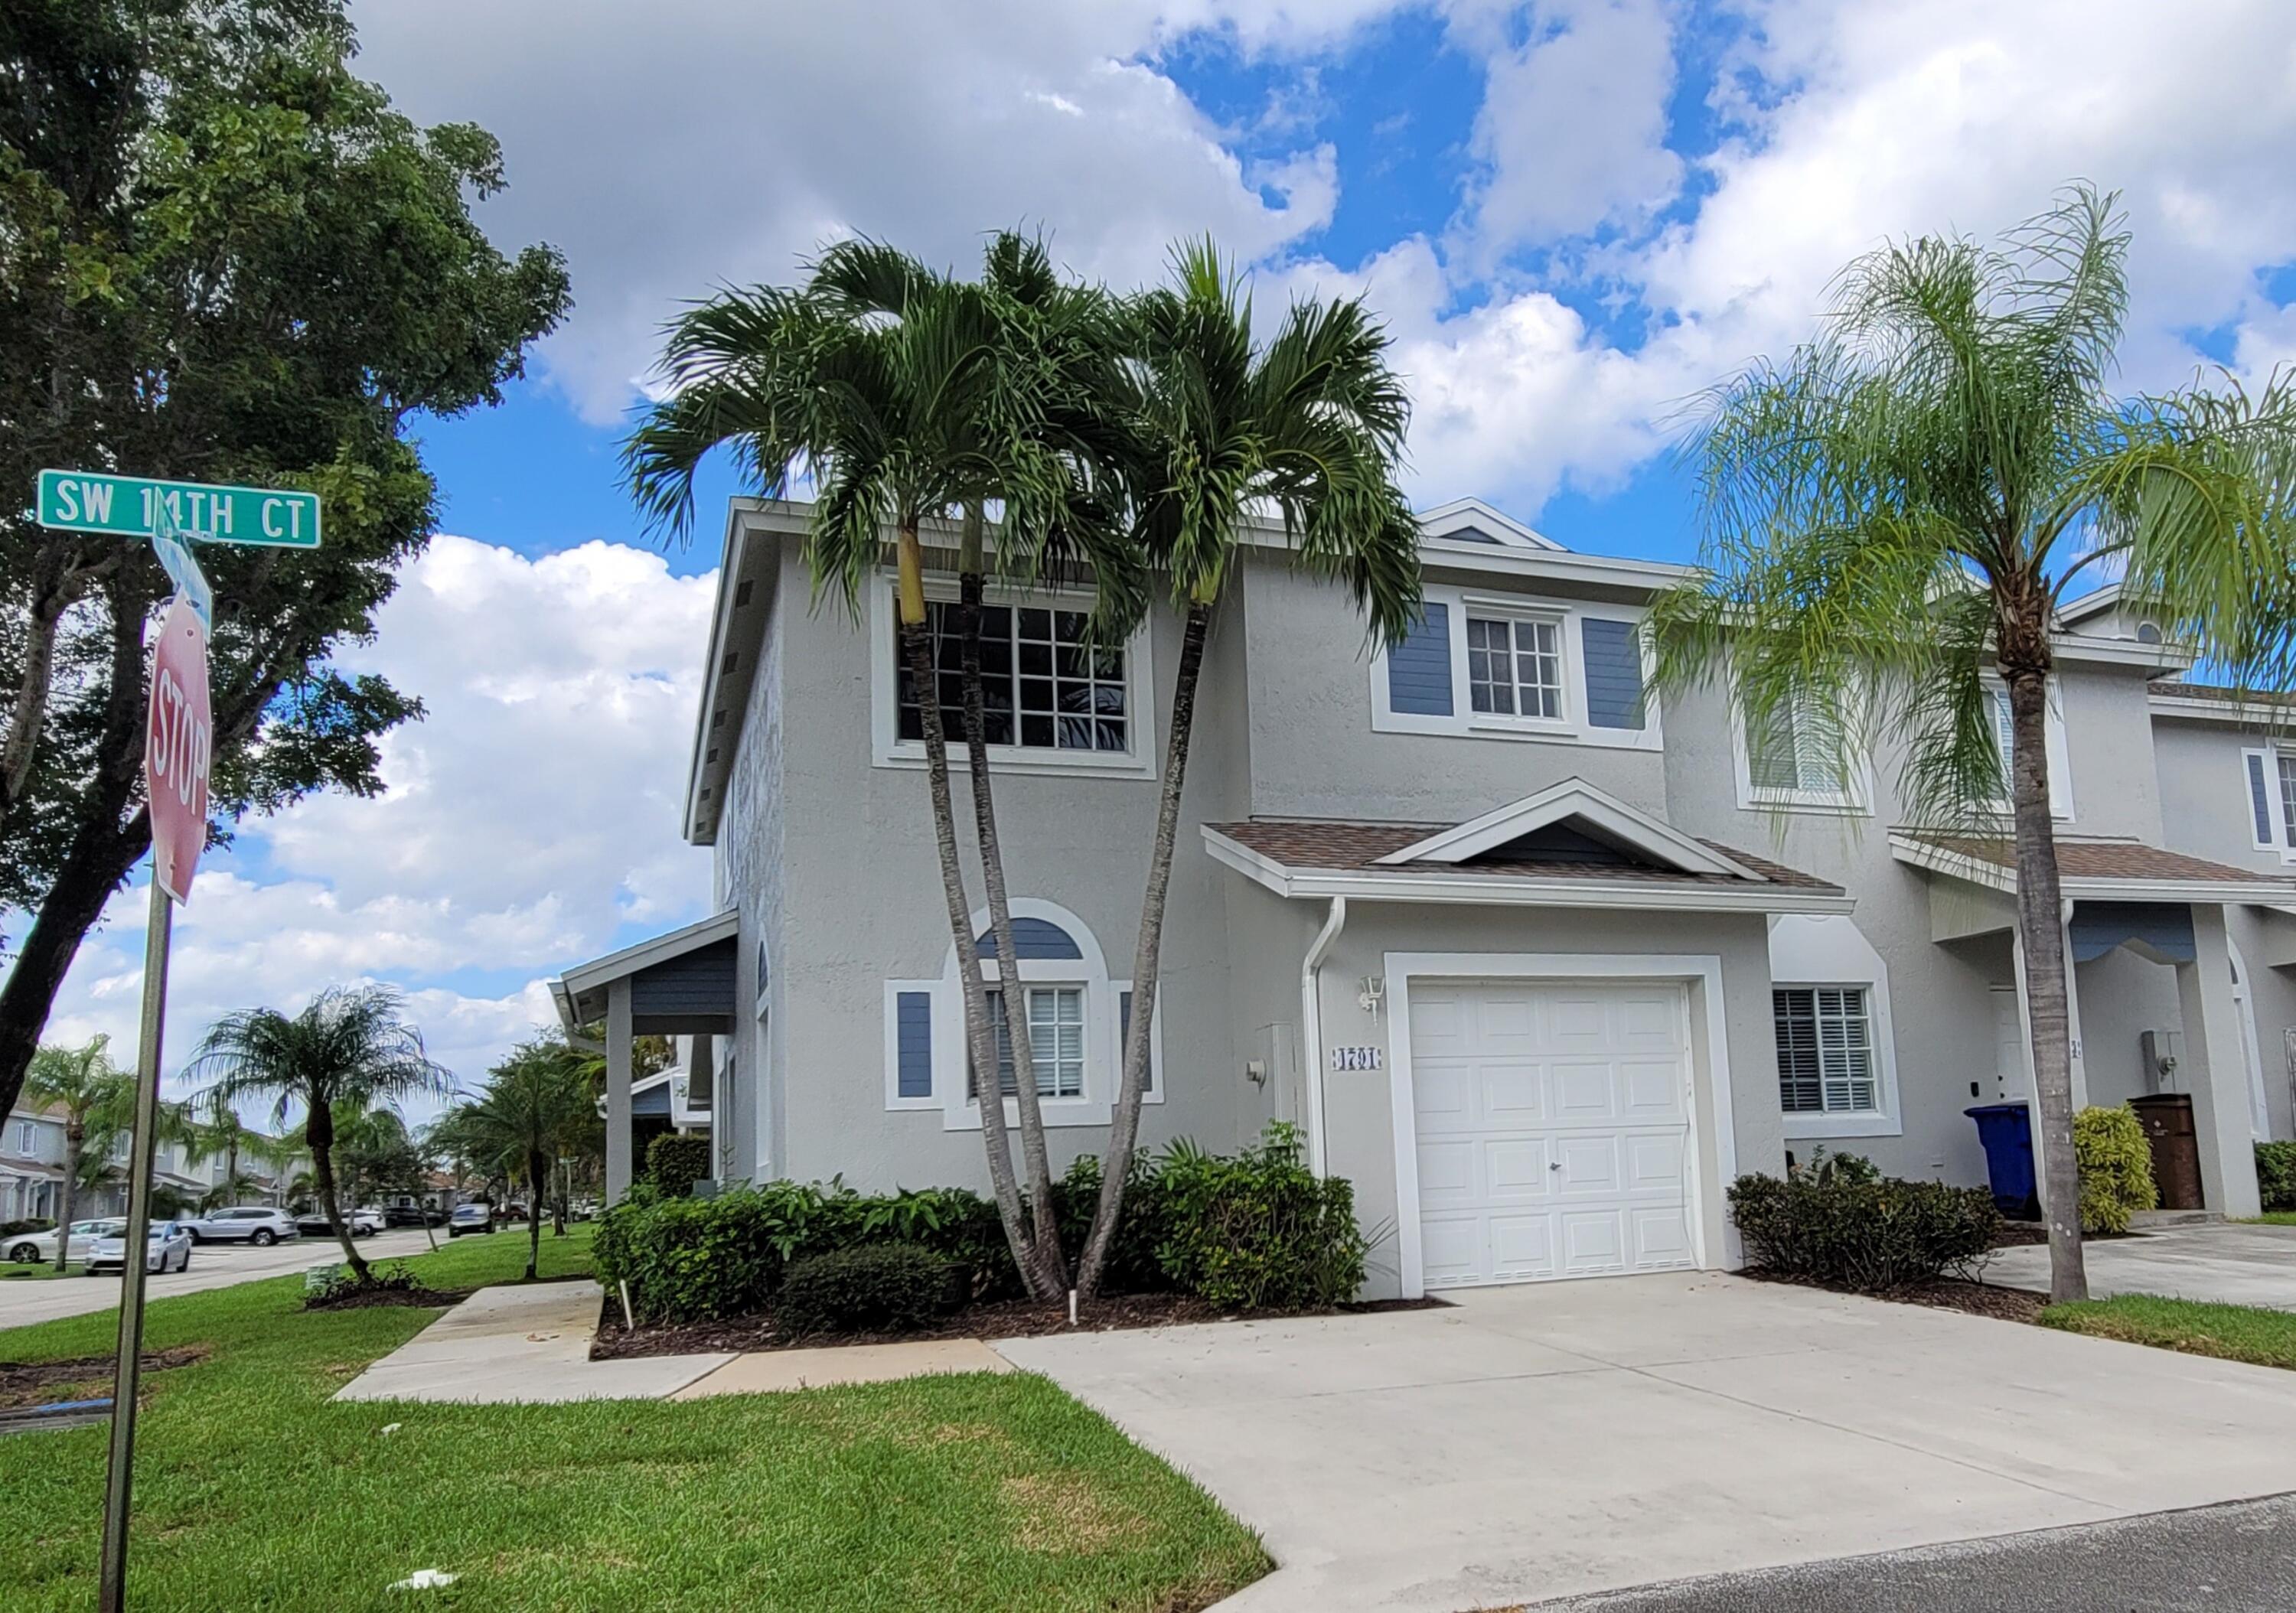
[2,1102,68,1222]
[555,497,2279,1300]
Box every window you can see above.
[1466,614,1563,719]
[1739,686,1863,810]
[971,987,1087,1100]
[896,601,1126,754]
[1773,986,1879,1114]
[14,1122,31,1155]
[1981,678,2074,818]
[2242,748,2296,854]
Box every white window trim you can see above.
[1367,584,1663,751]
[881,898,1162,1124]
[1461,601,1569,732]
[2240,745,2296,863]
[868,574,1159,779]
[1979,676,2076,823]
[1728,681,1874,816]
[1767,914,1903,1140]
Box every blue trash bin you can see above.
[1965,1102,2038,1218]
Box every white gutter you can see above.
[1299,896,1348,1176]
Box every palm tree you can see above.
[1649,184,2296,1303]
[188,986,455,1281]
[624,235,1140,1300]
[1072,243,1424,1295]
[436,1039,593,1279]
[23,1035,130,1271]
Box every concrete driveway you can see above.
[1984,1220,2296,1311]
[995,1272,2296,1613]
[0,1227,439,1330]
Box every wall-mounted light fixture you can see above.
[1358,976,1385,1018]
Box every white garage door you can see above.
[1411,978,1696,1288]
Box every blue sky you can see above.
[31,0,2296,1106]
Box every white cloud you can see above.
[41,536,717,1109]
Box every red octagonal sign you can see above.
[146,595,211,904]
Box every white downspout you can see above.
[1300,896,1348,1176]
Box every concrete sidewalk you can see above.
[334,1281,732,1403]
[997,1272,2296,1613]
[1984,1220,2296,1311]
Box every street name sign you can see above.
[38,468,321,548]
[145,596,211,904]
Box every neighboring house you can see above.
[1,1103,67,1223]
[556,498,2285,1299]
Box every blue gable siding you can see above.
[1581,618,1646,730]
[1386,602,1453,716]
[976,917,1084,960]
[2069,901,2196,964]
[895,991,934,1097]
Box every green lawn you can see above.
[2249,1211,2296,1227]
[0,1225,1266,1612]
[2040,1293,2296,1371]
[1,1261,73,1280]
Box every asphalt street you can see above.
[1522,1492,2296,1613]
[0,1226,441,1328]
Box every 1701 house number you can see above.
[1329,1045,1383,1071]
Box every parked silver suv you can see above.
[181,1206,300,1246]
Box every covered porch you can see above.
[1893,832,2290,1217]
[550,910,739,1203]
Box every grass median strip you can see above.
[0,1225,1267,1612]
[2040,1293,2296,1372]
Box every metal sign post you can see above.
[36,469,316,1613]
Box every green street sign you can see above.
[37,468,321,549]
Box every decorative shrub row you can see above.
[595,1123,1365,1326]
[2073,1105,2158,1235]
[2258,1142,2296,1213]
[1730,1167,1999,1292]
[644,1132,715,1195]
[777,1243,954,1336]
[0,1217,56,1240]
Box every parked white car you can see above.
[446,1202,496,1237]
[293,1206,384,1238]
[180,1206,299,1246]
[4,1218,110,1266]
[86,1220,194,1276]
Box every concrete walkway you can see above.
[996,1272,2296,1613]
[1985,1220,2296,1311]
[334,1281,1013,1403]
[334,1281,732,1403]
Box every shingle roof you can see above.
[1206,819,1841,893]
[2149,680,2296,709]
[1896,832,2288,885]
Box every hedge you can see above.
[595,1123,1362,1325]
[1730,1171,1999,1292]
[2073,1104,2157,1235]
[2258,1142,2296,1212]
[776,1243,954,1336]
[644,1132,714,1195]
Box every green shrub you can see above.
[776,1243,953,1336]
[1156,1123,1367,1310]
[1054,1151,1175,1295]
[2073,1104,2157,1234]
[1797,1145,1881,1186]
[0,1217,56,1240]
[1729,1171,2000,1292]
[644,1132,714,1194]
[594,1180,827,1323]
[2258,1142,2296,1212]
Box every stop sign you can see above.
[145,594,211,903]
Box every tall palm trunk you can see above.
[896,522,1048,1295]
[525,1146,546,1279]
[306,1106,367,1281]
[2005,659,2087,1302]
[955,508,1064,1292]
[1079,598,1213,1295]
[54,1121,80,1272]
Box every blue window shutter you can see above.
[1120,990,1151,1093]
[2248,753,2275,845]
[895,991,933,1098]
[1386,602,1453,716]
[1582,618,1646,730]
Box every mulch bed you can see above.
[0,1345,210,1412]
[592,1290,1446,1362]
[1747,1267,2049,1324]
[1991,1220,2050,1246]
[303,1282,468,1312]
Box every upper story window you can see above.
[1369,585,1658,752]
[872,583,1156,777]
[15,1121,33,1155]
[1734,684,1869,815]
[2242,747,2296,858]
[1982,679,2075,820]
[896,602,1127,754]
[1466,614,1564,720]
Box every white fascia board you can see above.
[2055,582,2122,627]
[1372,777,1760,880]
[548,978,579,1036]
[2149,694,2296,727]
[1205,827,1848,914]
[560,908,741,999]
[2051,631,2191,671]
[683,503,791,844]
[1416,497,1564,550]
